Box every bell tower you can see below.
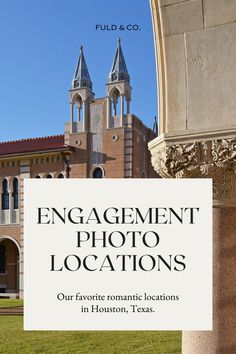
[106,39,132,128]
[69,46,94,133]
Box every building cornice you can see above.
[0,147,73,161]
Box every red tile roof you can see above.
[0,134,68,156]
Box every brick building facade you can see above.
[0,39,157,298]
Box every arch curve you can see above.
[150,0,165,135]
[0,235,21,254]
[92,166,105,178]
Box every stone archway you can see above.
[0,236,20,297]
[149,1,236,354]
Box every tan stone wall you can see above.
[151,0,236,135]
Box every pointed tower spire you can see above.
[108,38,130,84]
[72,46,93,90]
[153,116,158,135]
[68,46,94,134]
[106,39,132,129]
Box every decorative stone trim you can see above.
[150,139,236,204]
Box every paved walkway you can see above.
[0,306,23,315]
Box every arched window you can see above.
[2,179,9,210]
[75,95,84,122]
[13,178,19,209]
[58,174,64,178]
[46,174,53,178]
[93,167,103,178]
[0,244,6,273]
[111,88,121,117]
[35,175,41,178]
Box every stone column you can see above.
[106,97,111,129]
[113,99,117,116]
[120,95,124,126]
[183,206,236,354]
[127,99,131,114]
[7,181,12,224]
[83,101,86,132]
[149,137,236,354]
[77,105,81,122]
[213,206,236,352]
[70,102,74,134]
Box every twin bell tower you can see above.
[67,39,132,134]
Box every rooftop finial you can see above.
[72,46,92,90]
[108,39,130,84]
[153,116,158,135]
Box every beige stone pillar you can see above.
[127,99,131,115]
[149,137,236,354]
[183,206,236,354]
[77,104,81,122]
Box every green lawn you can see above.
[0,316,181,354]
[0,299,23,307]
[0,300,181,353]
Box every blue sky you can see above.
[0,0,157,142]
